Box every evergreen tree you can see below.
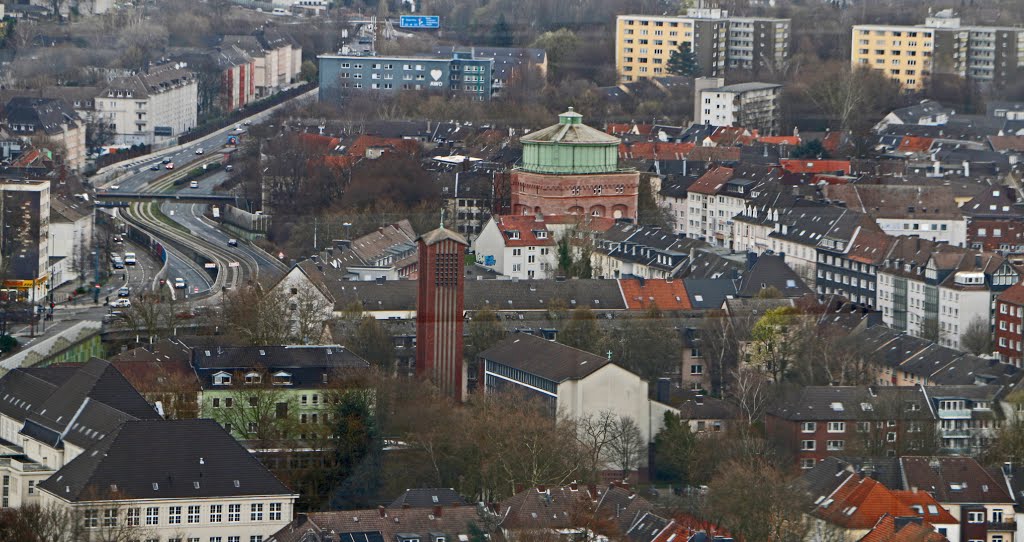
[492,15,514,47]
[666,42,702,77]
[654,412,696,484]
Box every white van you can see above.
[124,252,137,265]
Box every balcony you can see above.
[940,428,971,438]
[988,521,1017,532]
[937,408,971,419]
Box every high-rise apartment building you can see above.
[615,9,790,82]
[0,179,50,302]
[851,10,1024,90]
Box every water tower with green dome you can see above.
[512,108,639,219]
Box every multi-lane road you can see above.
[96,91,311,301]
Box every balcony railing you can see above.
[937,408,971,419]
[988,521,1017,532]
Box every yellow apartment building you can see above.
[850,25,935,91]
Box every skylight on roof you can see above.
[830,402,845,412]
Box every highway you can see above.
[94,91,306,301]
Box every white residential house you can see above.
[473,215,557,280]
[48,196,94,289]
[697,82,782,135]
[94,63,198,146]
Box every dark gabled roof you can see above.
[3,96,80,135]
[0,358,161,450]
[498,485,594,530]
[768,386,932,422]
[593,485,653,536]
[275,505,492,542]
[38,419,292,502]
[388,488,467,509]
[887,100,949,124]
[478,333,611,383]
[625,511,671,542]
[736,254,812,298]
[190,344,370,370]
[683,278,738,310]
[899,456,1014,504]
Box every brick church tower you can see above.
[512,108,639,220]
[415,227,469,401]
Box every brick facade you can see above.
[996,283,1024,367]
[415,229,468,401]
[510,170,639,220]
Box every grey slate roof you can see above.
[478,333,611,383]
[38,419,292,502]
[3,96,80,135]
[387,488,467,509]
[767,386,932,422]
[736,254,812,298]
[684,278,738,309]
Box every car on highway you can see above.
[151,164,161,171]
[228,238,238,247]
[111,298,131,308]
[190,180,199,189]
[165,162,174,170]
[225,165,234,172]
[103,311,125,323]
[173,277,186,289]
[108,185,120,191]
[162,157,172,164]
[118,286,130,297]
[124,252,136,265]
[113,234,123,243]
[243,120,252,126]
[111,256,125,269]
[195,148,204,155]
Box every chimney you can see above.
[656,378,671,403]
[1003,462,1013,476]
[433,505,443,518]
[378,506,386,518]
[695,394,704,405]
[746,251,758,270]
[975,254,982,269]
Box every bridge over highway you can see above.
[95,192,239,205]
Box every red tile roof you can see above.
[891,490,957,525]
[758,135,801,145]
[607,123,633,135]
[619,278,691,311]
[620,142,696,160]
[998,281,1024,307]
[634,124,654,136]
[896,136,934,153]
[493,215,557,247]
[685,146,741,162]
[822,131,847,154]
[989,135,1024,153]
[542,214,617,233]
[706,126,757,146]
[780,159,852,174]
[348,134,420,158]
[687,165,734,195]
[846,229,896,264]
[297,132,341,148]
[859,514,948,542]
[814,475,921,530]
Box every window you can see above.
[127,508,141,526]
[210,504,223,523]
[251,503,264,521]
[188,505,200,524]
[146,507,159,525]
[992,509,1004,523]
[228,504,241,522]
[213,398,220,408]
[801,440,816,451]
[801,422,816,433]
[690,364,704,375]
[269,502,283,521]
[84,509,99,528]
[801,458,816,469]
[229,538,241,542]
[827,422,846,433]
[826,440,845,451]
[27,481,34,494]
[169,506,182,524]
[251,537,264,542]
[104,508,118,527]
[967,511,985,523]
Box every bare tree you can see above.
[223,285,292,345]
[961,316,994,356]
[604,415,645,478]
[290,285,333,345]
[730,365,771,425]
[576,410,617,480]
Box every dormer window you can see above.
[272,372,292,386]
[535,230,547,239]
[509,230,520,240]
[244,372,262,385]
[213,372,232,386]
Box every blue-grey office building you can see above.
[318,51,494,102]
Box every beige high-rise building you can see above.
[851,10,1024,90]
[615,10,790,83]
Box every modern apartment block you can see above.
[696,80,782,135]
[94,63,198,145]
[852,10,1024,90]
[318,51,493,102]
[615,9,790,82]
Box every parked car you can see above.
[173,277,186,289]
[111,298,131,308]
[190,180,199,189]
[118,286,130,297]
[124,252,136,265]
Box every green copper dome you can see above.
[519,108,622,174]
